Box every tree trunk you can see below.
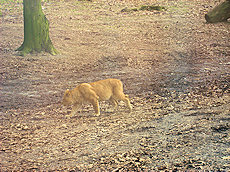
[205,0,230,23]
[17,0,57,56]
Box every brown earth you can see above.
[0,0,230,171]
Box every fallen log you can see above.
[205,0,230,23]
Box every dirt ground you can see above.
[1,0,230,171]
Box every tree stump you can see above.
[205,0,230,23]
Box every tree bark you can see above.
[17,0,57,56]
[205,0,230,23]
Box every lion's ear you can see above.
[65,89,71,96]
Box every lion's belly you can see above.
[92,85,113,101]
[97,89,113,101]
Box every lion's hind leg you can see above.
[123,95,132,113]
[113,92,132,113]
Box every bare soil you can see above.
[0,0,230,171]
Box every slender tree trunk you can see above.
[205,0,230,23]
[17,0,57,56]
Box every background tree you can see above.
[205,0,230,23]
[17,0,57,56]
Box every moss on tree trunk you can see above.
[17,0,57,56]
[205,0,230,23]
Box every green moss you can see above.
[78,0,93,2]
[139,5,166,11]
[121,5,166,13]
[121,8,138,12]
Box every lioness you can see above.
[62,78,132,117]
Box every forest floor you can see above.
[1,0,230,171]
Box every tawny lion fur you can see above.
[62,78,132,117]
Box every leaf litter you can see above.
[0,0,230,171]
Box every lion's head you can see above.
[62,89,73,106]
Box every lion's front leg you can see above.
[91,99,100,116]
[66,103,81,118]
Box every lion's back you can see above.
[89,78,123,100]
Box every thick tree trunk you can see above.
[205,0,230,23]
[17,0,57,56]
